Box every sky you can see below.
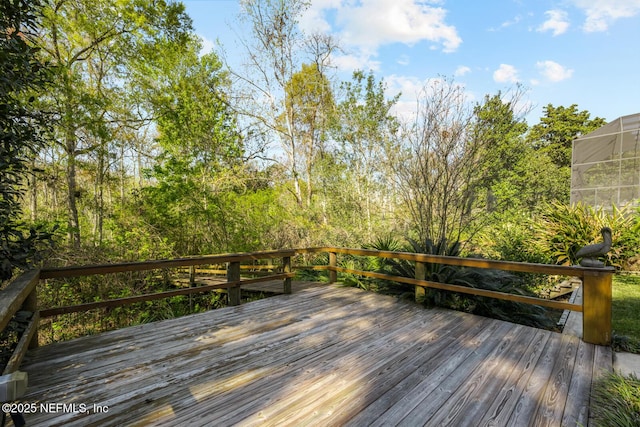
[182,0,640,125]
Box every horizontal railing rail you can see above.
[304,247,612,345]
[0,245,614,372]
[39,249,298,279]
[39,273,295,318]
[330,265,581,312]
[300,247,589,276]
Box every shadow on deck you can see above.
[18,282,612,426]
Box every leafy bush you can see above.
[534,202,639,268]
[0,0,55,280]
[476,212,552,264]
[367,236,558,329]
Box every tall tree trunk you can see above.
[65,127,81,248]
[94,147,105,246]
[120,143,126,205]
[30,159,37,222]
[62,71,81,248]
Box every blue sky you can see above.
[183,0,640,125]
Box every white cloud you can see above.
[299,0,342,33]
[454,65,471,77]
[302,0,462,77]
[199,35,216,56]
[304,0,461,54]
[493,64,519,83]
[537,10,570,36]
[386,75,426,99]
[570,0,640,32]
[386,75,436,120]
[339,0,461,52]
[536,60,574,82]
[332,52,381,72]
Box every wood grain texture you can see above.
[0,269,40,331]
[17,283,611,427]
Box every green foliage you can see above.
[35,0,194,247]
[534,202,639,268]
[367,236,557,329]
[527,104,606,168]
[331,71,400,242]
[149,45,241,163]
[0,0,56,279]
[494,146,572,208]
[472,91,528,192]
[135,161,292,254]
[477,213,552,265]
[284,63,335,137]
[591,372,640,427]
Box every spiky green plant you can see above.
[534,202,639,268]
[369,237,558,329]
[591,372,640,426]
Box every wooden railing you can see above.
[0,247,614,375]
[37,249,296,317]
[306,247,613,346]
[0,270,40,376]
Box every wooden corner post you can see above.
[415,261,426,303]
[329,251,337,284]
[582,268,613,345]
[227,261,241,306]
[283,256,292,294]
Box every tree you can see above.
[390,79,483,248]
[37,0,193,248]
[472,92,528,192]
[333,70,400,240]
[234,0,338,208]
[0,0,53,279]
[523,104,605,204]
[281,62,335,207]
[134,39,245,255]
[527,104,606,168]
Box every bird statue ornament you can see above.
[575,227,612,267]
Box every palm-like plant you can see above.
[535,202,639,268]
[369,237,557,329]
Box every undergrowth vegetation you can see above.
[335,236,562,330]
[591,372,640,427]
[480,202,640,270]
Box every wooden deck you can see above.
[18,282,611,426]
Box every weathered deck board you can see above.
[16,282,611,426]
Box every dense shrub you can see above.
[474,211,552,264]
[364,237,558,329]
[533,202,639,268]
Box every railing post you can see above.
[227,261,241,306]
[283,256,292,294]
[582,268,613,345]
[189,265,196,286]
[329,251,337,284]
[24,287,39,349]
[415,261,426,303]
